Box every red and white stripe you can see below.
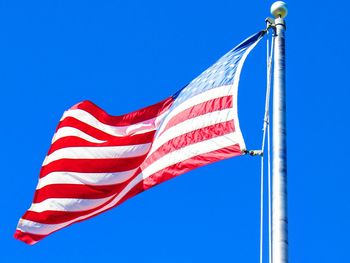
[14,83,244,244]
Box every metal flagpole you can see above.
[270,2,288,263]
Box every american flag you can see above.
[15,31,264,245]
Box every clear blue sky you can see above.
[1,1,349,262]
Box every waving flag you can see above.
[15,31,265,245]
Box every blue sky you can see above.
[1,1,349,262]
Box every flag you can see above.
[14,31,264,245]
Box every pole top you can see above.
[271,1,288,18]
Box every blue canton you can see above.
[172,31,264,107]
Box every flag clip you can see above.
[243,150,263,156]
[265,17,276,30]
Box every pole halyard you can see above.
[270,2,288,263]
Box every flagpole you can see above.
[270,2,288,263]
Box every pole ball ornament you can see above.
[271,1,288,18]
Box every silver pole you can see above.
[270,2,288,263]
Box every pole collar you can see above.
[275,17,286,29]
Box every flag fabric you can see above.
[14,31,265,245]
